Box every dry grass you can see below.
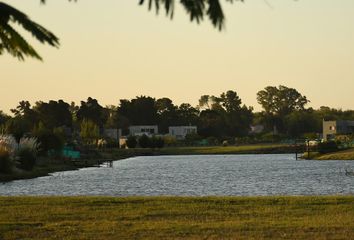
[0,196,353,239]
[316,148,354,160]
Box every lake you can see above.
[1,154,354,196]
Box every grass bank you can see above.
[315,148,354,160]
[302,148,354,160]
[107,143,297,158]
[0,196,353,239]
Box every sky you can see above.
[1,0,354,114]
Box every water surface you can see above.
[1,154,354,196]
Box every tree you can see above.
[4,117,28,142]
[198,90,253,137]
[176,103,199,126]
[32,122,65,153]
[198,95,222,110]
[220,90,242,112]
[156,98,178,133]
[198,109,226,137]
[284,109,321,137]
[257,85,310,134]
[0,111,10,127]
[117,96,158,125]
[77,97,108,128]
[80,119,99,145]
[33,100,72,129]
[257,85,309,116]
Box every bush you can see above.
[35,129,64,155]
[17,148,37,170]
[318,141,338,154]
[17,137,40,170]
[151,137,165,149]
[206,137,219,146]
[138,134,150,148]
[126,136,137,149]
[0,147,12,174]
[163,135,177,146]
[0,134,18,157]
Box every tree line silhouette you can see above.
[1,86,354,145]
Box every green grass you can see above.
[0,196,353,239]
[107,143,296,157]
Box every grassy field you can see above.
[0,196,353,239]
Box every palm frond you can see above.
[0,2,59,60]
[139,0,244,30]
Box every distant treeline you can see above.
[1,85,354,142]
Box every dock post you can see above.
[295,139,298,160]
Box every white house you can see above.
[129,125,158,137]
[168,126,197,140]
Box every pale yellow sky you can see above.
[1,0,354,113]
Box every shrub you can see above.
[151,136,164,149]
[163,135,177,146]
[0,146,12,174]
[318,141,338,154]
[222,140,229,147]
[126,136,137,149]
[206,137,218,146]
[18,137,40,170]
[34,129,64,155]
[0,134,18,157]
[138,134,150,148]
[17,148,37,170]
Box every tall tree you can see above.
[0,111,10,126]
[117,96,158,125]
[77,97,108,128]
[257,85,309,116]
[10,101,38,131]
[33,100,72,129]
[257,85,309,133]
[156,98,178,133]
[176,103,200,126]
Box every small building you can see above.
[168,126,197,140]
[323,120,354,141]
[129,125,158,137]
